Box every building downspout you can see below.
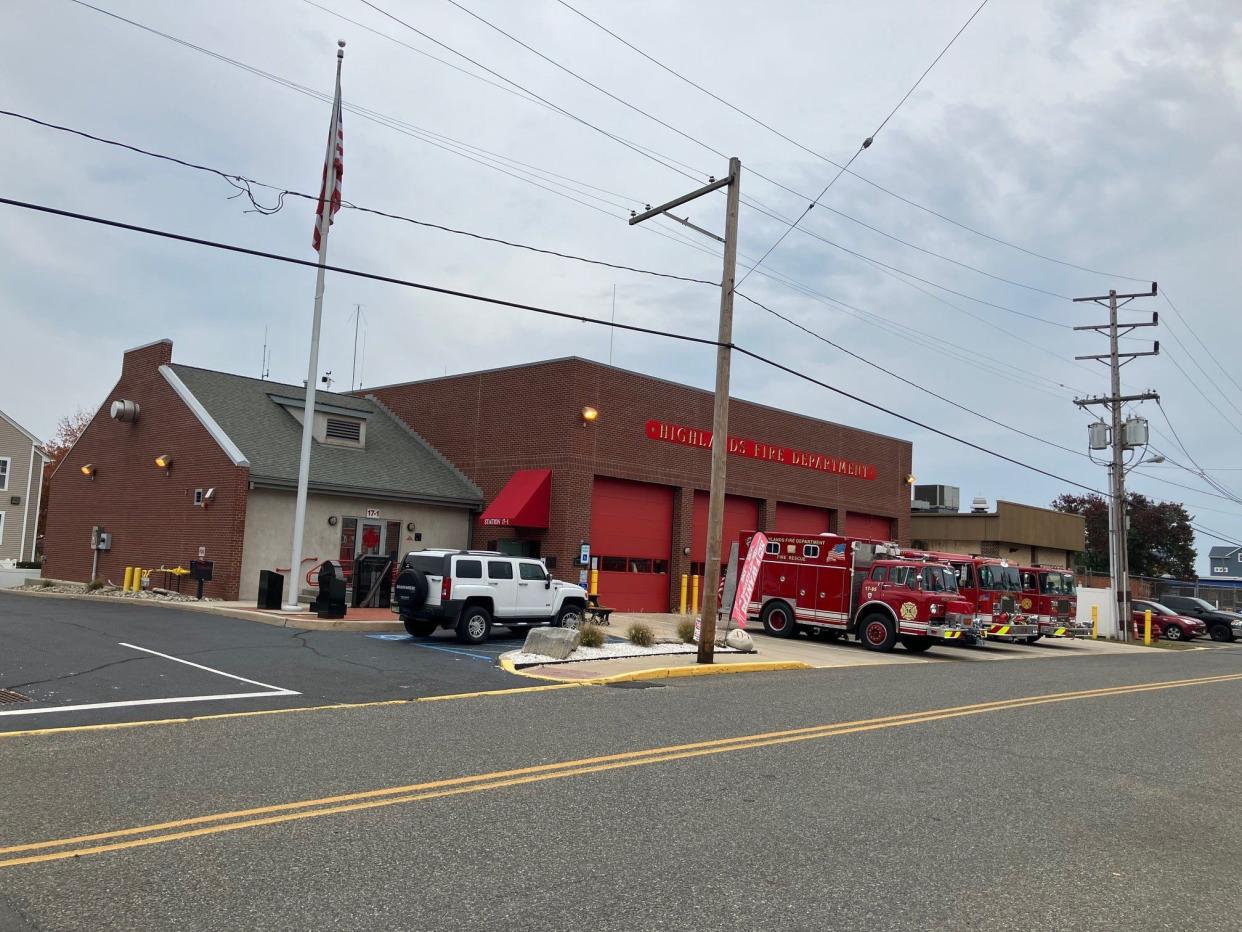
[21,443,36,562]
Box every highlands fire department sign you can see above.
[644,420,877,481]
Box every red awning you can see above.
[479,469,552,529]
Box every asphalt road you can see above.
[0,592,527,729]
[2,618,1240,931]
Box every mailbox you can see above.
[189,559,214,600]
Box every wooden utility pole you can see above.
[629,157,742,663]
[1073,283,1159,640]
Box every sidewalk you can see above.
[507,611,1166,683]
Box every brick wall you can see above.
[42,340,250,598]
[370,357,913,606]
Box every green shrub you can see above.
[38,579,54,589]
[16,560,43,570]
[85,580,105,592]
[578,623,605,649]
[676,618,696,643]
[627,623,655,648]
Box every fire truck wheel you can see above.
[899,635,933,653]
[859,613,897,652]
[761,601,798,638]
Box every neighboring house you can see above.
[910,497,1086,569]
[43,340,482,600]
[1207,546,1242,580]
[0,408,48,564]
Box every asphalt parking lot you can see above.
[0,592,530,731]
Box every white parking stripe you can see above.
[0,642,298,717]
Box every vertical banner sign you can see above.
[731,532,768,629]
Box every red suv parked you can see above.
[1132,600,1207,641]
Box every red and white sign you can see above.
[731,532,767,628]
[645,420,876,481]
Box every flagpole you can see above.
[283,39,345,611]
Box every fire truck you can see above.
[1018,566,1089,641]
[901,550,1038,641]
[739,532,974,652]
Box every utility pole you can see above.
[630,157,741,664]
[1073,283,1159,640]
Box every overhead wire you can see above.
[0,193,1106,496]
[736,0,991,286]
[550,0,1147,283]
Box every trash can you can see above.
[312,560,347,619]
[352,554,394,608]
[257,570,284,610]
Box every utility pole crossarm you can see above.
[1072,282,1158,302]
[628,174,733,226]
[1074,391,1160,408]
[1075,344,1159,362]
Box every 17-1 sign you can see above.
[365,508,381,518]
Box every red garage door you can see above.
[591,477,674,612]
[845,512,893,541]
[775,502,832,536]
[692,492,761,576]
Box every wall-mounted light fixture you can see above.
[154,453,173,474]
[406,521,416,532]
[906,474,917,486]
[683,546,691,556]
[327,515,339,527]
[80,464,96,480]
[581,405,599,427]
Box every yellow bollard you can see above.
[589,568,598,598]
[1144,608,1152,646]
[122,566,134,592]
[691,574,700,614]
[1091,605,1098,639]
[679,574,688,614]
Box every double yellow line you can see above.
[2,670,1240,870]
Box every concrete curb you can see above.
[0,588,404,632]
[499,653,812,684]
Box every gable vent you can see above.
[325,417,362,443]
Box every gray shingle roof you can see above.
[1209,546,1239,559]
[169,365,481,506]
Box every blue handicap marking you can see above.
[366,634,413,642]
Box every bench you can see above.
[585,595,614,626]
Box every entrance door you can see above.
[359,521,383,556]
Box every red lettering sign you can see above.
[644,420,877,481]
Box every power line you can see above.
[0,193,1105,495]
[735,290,1090,459]
[736,0,991,287]
[1162,289,1242,396]
[0,109,721,287]
[551,0,1146,283]
[369,0,1075,306]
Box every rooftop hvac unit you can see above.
[912,485,960,513]
[971,496,989,513]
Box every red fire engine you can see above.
[901,549,1038,641]
[1019,566,1089,640]
[739,532,973,652]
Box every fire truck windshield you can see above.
[977,563,1022,592]
[920,566,959,593]
[1039,572,1075,595]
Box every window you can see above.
[519,562,547,581]
[455,559,482,579]
[406,554,447,576]
[0,511,4,546]
[802,544,820,558]
[0,457,8,492]
[954,562,975,588]
[600,556,667,574]
[324,417,362,443]
[601,556,626,572]
[765,541,780,555]
[487,561,513,579]
[871,566,889,582]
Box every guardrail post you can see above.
[691,574,700,614]
[1144,608,1152,645]
[679,574,688,614]
[122,566,133,592]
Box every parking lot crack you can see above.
[287,629,389,674]
[5,656,144,691]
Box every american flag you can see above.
[313,64,344,253]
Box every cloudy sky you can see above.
[4,0,1242,571]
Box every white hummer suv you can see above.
[392,549,589,644]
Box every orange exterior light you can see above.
[581,405,599,425]
[80,464,96,479]
[906,474,917,485]
[155,453,173,471]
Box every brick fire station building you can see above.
[369,358,913,612]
